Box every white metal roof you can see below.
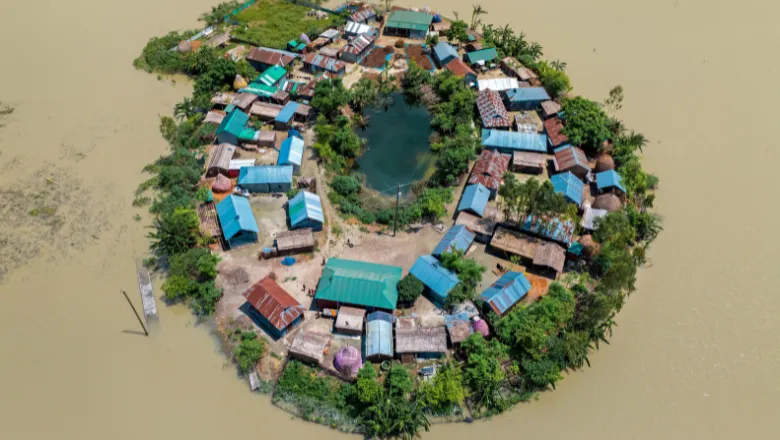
[477,77,520,92]
[345,21,373,36]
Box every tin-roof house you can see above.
[551,172,584,206]
[553,144,590,178]
[302,52,346,77]
[216,195,259,249]
[340,34,375,63]
[216,109,251,145]
[432,225,476,257]
[465,48,499,67]
[595,170,627,194]
[409,255,461,306]
[457,183,491,217]
[350,6,376,24]
[433,42,459,66]
[505,87,551,111]
[243,276,304,339]
[288,190,324,231]
[444,58,477,85]
[468,149,511,197]
[480,271,531,317]
[481,129,548,154]
[238,165,293,193]
[255,65,287,87]
[383,10,433,39]
[277,135,304,173]
[246,47,296,71]
[206,143,236,178]
[315,258,403,311]
[476,89,511,129]
[366,311,393,361]
[544,116,569,148]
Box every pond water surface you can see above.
[356,94,434,193]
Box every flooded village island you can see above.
[133,0,661,437]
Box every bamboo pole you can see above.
[121,290,149,336]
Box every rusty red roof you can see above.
[444,58,476,78]
[243,276,303,331]
[553,145,588,173]
[544,116,568,147]
[476,89,511,128]
[247,48,295,68]
[469,149,510,190]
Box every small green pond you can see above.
[356,94,434,192]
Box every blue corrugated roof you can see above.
[433,225,476,256]
[481,129,548,153]
[596,170,627,193]
[409,255,460,304]
[278,136,304,167]
[366,311,393,358]
[481,271,531,316]
[216,195,259,241]
[433,42,458,63]
[506,87,551,103]
[238,165,293,186]
[457,183,491,217]
[519,214,575,245]
[288,190,324,228]
[275,101,300,124]
[551,172,584,206]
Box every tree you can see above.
[425,33,439,47]
[312,79,350,122]
[199,1,241,26]
[386,364,413,398]
[355,365,383,407]
[537,60,572,98]
[416,362,465,414]
[561,96,612,155]
[383,0,394,12]
[330,117,363,158]
[148,207,200,257]
[234,331,265,374]
[191,282,223,316]
[431,146,473,186]
[161,274,197,301]
[401,60,431,97]
[522,357,563,389]
[470,5,488,30]
[330,175,362,197]
[397,274,424,306]
[417,187,453,219]
[440,250,485,306]
[604,85,624,115]
[460,334,509,412]
[349,78,378,113]
[498,174,569,219]
[446,20,469,49]
[174,97,197,121]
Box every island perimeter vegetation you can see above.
[133,0,661,437]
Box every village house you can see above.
[231,92,258,113]
[246,47,296,72]
[593,193,622,212]
[255,65,287,87]
[204,110,226,125]
[540,100,562,119]
[532,242,567,278]
[518,214,575,247]
[464,47,499,68]
[512,151,546,174]
[432,225,476,257]
[500,56,538,82]
[365,311,393,361]
[277,135,304,173]
[205,143,236,178]
[383,10,434,39]
[301,52,346,77]
[595,170,627,195]
[444,313,473,346]
[288,190,324,231]
[319,28,340,42]
[455,210,499,243]
[457,183,491,217]
[443,58,477,86]
[319,46,340,59]
[289,330,331,365]
[505,87,551,111]
[238,165,293,193]
[432,41,459,66]
[551,171,585,206]
[544,116,569,148]
[216,195,259,249]
[481,271,532,317]
[477,77,521,92]
[468,149,511,198]
[395,318,448,363]
[255,130,277,148]
[228,158,255,178]
[314,258,403,311]
[481,129,548,154]
[250,101,283,121]
[490,227,544,262]
[334,306,365,336]
[274,228,315,255]
[211,91,236,109]
[242,276,304,339]
[409,255,461,306]
[350,6,376,24]
[216,109,253,145]
[514,111,544,133]
[340,34,375,63]
[476,89,511,129]
[553,144,590,178]
[344,20,376,38]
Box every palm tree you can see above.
[470,5,488,30]
[551,59,567,72]
[174,97,196,121]
[384,0,394,13]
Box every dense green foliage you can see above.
[561,96,612,155]
[199,1,241,26]
[161,248,221,315]
[397,274,424,306]
[481,24,543,64]
[232,0,345,49]
[445,20,470,48]
[439,250,486,306]
[537,60,573,98]
[498,174,573,220]
[233,331,265,374]
[416,363,466,415]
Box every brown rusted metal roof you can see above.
[247,48,295,67]
[243,276,303,331]
[469,149,510,190]
[553,145,589,174]
[476,89,511,129]
[544,116,568,147]
[444,58,476,78]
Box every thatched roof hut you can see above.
[275,228,315,254]
[395,326,448,354]
[289,330,330,365]
[206,144,236,178]
[490,227,543,260]
[595,154,615,172]
[592,193,622,212]
[532,242,566,275]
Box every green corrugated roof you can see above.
[216,109,249,137]
[256,65,286,86]
[315,258,403,310]
[385,10,433,32]
[466,47,499,64]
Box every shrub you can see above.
[331,175,362,196]
[397,274,424,306]
[395,39,405,49]
[234,331,265,374]
[357,209,376,225]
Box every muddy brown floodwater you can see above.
[0,0,778,439]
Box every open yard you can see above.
[231,0,337,49]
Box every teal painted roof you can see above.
[216,109,249,137]
[288,190,324,227]
[506,87,551,102]
[409,255,460,303]
[385,10,433,31]
[315,258,403,310]
[433,225,476,256]
[238,165,293,186]
[433,42,458,62]
[457,183,490,217]
[257,65,287,86]
[465,48,498,64]
[216,195,258,241]
[596,170,627,193]
[278,136,304,167]
[241,83,277,97]
[481,129,548,153]
[551,172,584,206]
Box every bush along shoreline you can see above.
[134,2,661,438]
